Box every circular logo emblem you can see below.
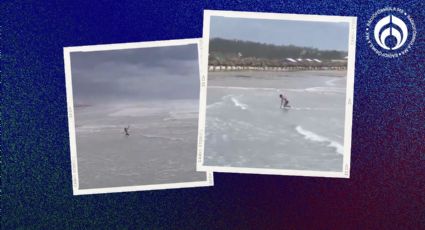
[366,7,416,58]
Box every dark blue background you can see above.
[3,0,424,229]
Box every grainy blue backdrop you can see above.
[2,0,424,229]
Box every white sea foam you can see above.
[207,101,224,109]
[230,97,248,110]
[209,85,304,92]
[140,133,184,141]
[304,87,345,94]
[325,78,339,86]
[210,85,277,91]
[295,126,344,155]
[77,124,121,133]
[108,100,198,117]
[289,107,338,111]
[109,107,164,117]
[167,111,198,120]
[209,85,345,94]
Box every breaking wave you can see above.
[304,87,345,94]
[209,85,344,94]
[109,107,164,117]
[209,85,304,92]
[207,101,224,109]
[76,124,121,133]
[166,111,198,120]
[288,107,339,111]
[140,133,184,141]
[325,78,339,86]
[295,126,344,155]
[230,97,248,110]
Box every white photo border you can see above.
[64,38,214,195]
[197,10,357,178]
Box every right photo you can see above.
[198,10,356,178]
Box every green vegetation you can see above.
[208,38,348,71]
[209,38,347,60]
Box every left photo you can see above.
[64,39,213,195]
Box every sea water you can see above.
[74,100,206,189]
[204,71,347,172]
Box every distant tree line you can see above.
[207,38,348,71]
[209,38,347,60]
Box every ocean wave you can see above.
[140,133,184,141]
[304,87,345,94]
[209,86,277,91]
[295,126,344,155]
[209,85,304,92]
[209,85,344,94]
[207,101,224,109]
[288,107,339,111]
[108,100,198,117]
[76,124,121,133]
[230,97,248,110]
[166,111,198,120]
[325,78,340,86]
[109,107,164,117]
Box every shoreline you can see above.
[208,66,347,72]
[208,69,347,77]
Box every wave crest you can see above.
[295,126,344,155]
[230,97,248,110]
[304,87,345,94]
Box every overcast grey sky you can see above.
[70,44,199,105]
[210,16,350,51]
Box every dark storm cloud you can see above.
[70,44,200,105]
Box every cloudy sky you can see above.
[210,16,350,51]
[70,44,200,105]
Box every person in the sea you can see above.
[279,94,290,108]
[124,126,130,136]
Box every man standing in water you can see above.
[280,94,290,108]
[124,126,130,136]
